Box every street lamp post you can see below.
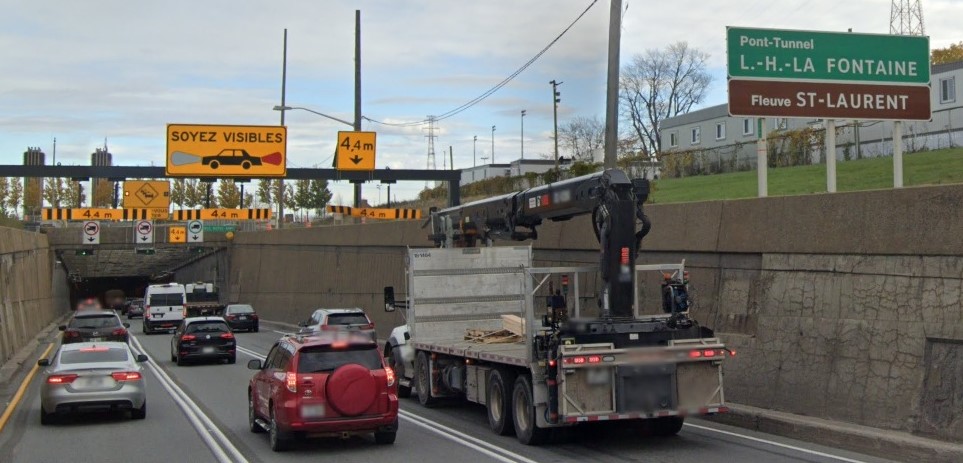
[491,125,496,164]
[520,110,526,160]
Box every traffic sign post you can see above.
[81,221,100,245]
[336,131,377,171]
[166,124,287,177]
[187,220,204,243]
[134,220,154,244]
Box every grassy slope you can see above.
[650,147,963,204]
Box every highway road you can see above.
[0,319,899,463]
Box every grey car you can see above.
[39,342,148,424]
[297,308,377,341]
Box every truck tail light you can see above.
[620,247,630,265]
[47,374,79,384]
[286,372,298,393]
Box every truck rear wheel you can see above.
[487,368,516,436]
[415,351,437,407]
[512,374,550,445]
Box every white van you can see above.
[143,283,187,334]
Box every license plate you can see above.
[301,404,325,418]
[79,376,110,388]
[239,316,247,320]
[202,347,216,354]
[89,337,104,342]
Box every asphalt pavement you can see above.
[0,317,949,463]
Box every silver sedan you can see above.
[38,341,149,424]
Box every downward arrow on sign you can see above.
[192,235,198,240]
[350,155,363,164]
[141,236,148,241]
[88,237,95,242]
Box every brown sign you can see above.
[728,79,931,120]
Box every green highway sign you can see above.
[727,27,930,84]
[203,225,236,233]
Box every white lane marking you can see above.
[684,423,869,463]
[130,335,248,463]
[236,344,538,463]
[400,410,540,463]
[399,411,521,463]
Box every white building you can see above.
[460,159,560,185]
[660,60,963,168]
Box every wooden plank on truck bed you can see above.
[501,314,525,336]
[464,328,521,344]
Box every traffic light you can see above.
[135,248,156,255]
[75,249,95,256]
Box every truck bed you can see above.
[411,339,528,367]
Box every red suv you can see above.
[247,333,399,451]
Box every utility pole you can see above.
[520,110,526,160]
[473,135,477,167]
[278,28,288,229]
[603,0,622,169]
[353,9,363,208]
[491,125,496,164]
[551,80,562,172]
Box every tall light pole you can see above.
[551,80,562,172]
[491,125,496,164]
[473,135,477,167]
[520,110,526,160]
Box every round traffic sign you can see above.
[188,220,203,233]
[136,220,153,235]
[83,221,100,236]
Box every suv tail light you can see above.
[320,325,337,331]
[220,332,235,340]
[47,374,79,384]
[181,334,196,341]
[111,328,127,336]
[385,367,395,387]
[360,323,375,330]
[224,315,236,320]
[63,330,80,339]
[286,372,297,393]
[251,314,259,320]
[111,371,142,381]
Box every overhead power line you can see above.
[364,0,599,127]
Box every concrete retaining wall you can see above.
[0,227,70,367]
[216,182,963,442]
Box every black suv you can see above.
[170,317,236,365]
[60,311,130,344]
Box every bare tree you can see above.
[559,115,605,161]
[620,41,712,156]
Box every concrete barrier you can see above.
[0,227,70,370]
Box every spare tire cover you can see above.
[325,363,377,416]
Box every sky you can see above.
[1,0,959,207]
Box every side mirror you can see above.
[38,359,50,367]
[384,286,396,312]
[247,359,262,370]
[58,325,66,331]
[123,322,131,328]
[136,354,149,363]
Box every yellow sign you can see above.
[169,226,187,243]
[173,208,272,221]
[166,124,287,177]
[326,205,421,220]
[123,181,171,209]
[336,131,376,171]
[43,208,169,221]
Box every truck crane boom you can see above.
[428,169,652,318]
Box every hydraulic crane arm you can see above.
[428,169,651,317]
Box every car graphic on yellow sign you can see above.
[166,124,287,177]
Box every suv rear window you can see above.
[326,313,369,326]
[149,294,184,306]
[186,321,230,334]
[61,348,129,364]
[69,315,121,329]
[296,346,381,373]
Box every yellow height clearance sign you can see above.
[169,226,187,243]
[336,131,376,171]
[166,124,287,177]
